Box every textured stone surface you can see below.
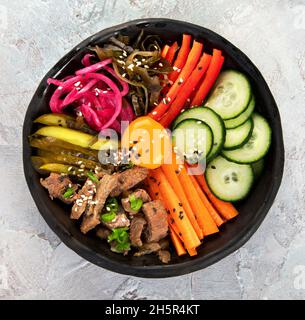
[0,0,305,299]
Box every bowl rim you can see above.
[23,18,285,278]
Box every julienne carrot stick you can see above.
[145,177,164,202]
[159,53,212,128]
[162,34,192,95]
[173,163,219,236]
[191,49,224,106]
[161,45,170,59]
[170,226,186,256]
[151,169,201,250]
[161,162,203,240]
[149,40,203,121]
[166,42,179,65]
[189,174,224,227]
[187,247,197,257]
[168,34,192,82]
[195,175,239,220]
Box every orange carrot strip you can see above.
[191,49,224,106]
[173,164,219,236]
[189,174,224,227]
[151,169,201,250]
[162,34,192,95]
[159,53,212,128]
[195,175,239,220]
[161,163,203,240]
[187,247,197,256]
[161,45,170,59]
[169,34,192,82]
[149,40,203,120]
[170,226,186,256]
[166,42,179,64]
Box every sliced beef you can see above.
[96,227,111,240]
[40,173,77,204]
[121,189,151,215]
[134,242,161,256]
[110,166,149,197]
[142,200,168,243]
[157,250,171,264]
[102,213,130,230]
[159,239,170,250]
[81,174,118,234]
[71,179,97,220]
[130,215,147,247]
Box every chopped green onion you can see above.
[63,187,75,199]
[129,194,143,212]
[86,171,99,183]
[108,227,131,253]
[101,212,116,223]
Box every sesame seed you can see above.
[144,65,149,69]
[159,62,163,67]
[152,111,157,115]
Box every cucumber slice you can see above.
[205,70,251,120]
[251,158,265,181]
[222,113,271,164]
[205,156,254,202]
[224,96,255,129]
[172,119,213,164]
[172,107,225,161]
[224,118,254,150]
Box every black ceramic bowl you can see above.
[23,18,284,278]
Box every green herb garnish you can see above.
[129,194,143,212]
[101,212,116,223]
[108,227,131,253]
[86,171,99,183]
[63,187,75,199]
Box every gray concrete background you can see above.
[0,0,305,299]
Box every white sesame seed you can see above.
[159,62,163,67]
[144,65,149,69]
[58,86,63,90]
[152,111,157,115]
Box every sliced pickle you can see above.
[30,136,99,160]
[34,113,96,134]
[37,150,100,170]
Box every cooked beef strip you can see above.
[130,215,147,247]
[157,250,171,264]
[96,227,111,240]
[102,213,130,230]
[40,173,78,204]
[71,179,97,220]
[121,189,151,215]
[80,174,118,234]
[110,166,149,197]
[159,238,170,250]
[142,200,168,243]
[134,242,161,256]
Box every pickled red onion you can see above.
[47,57,132,132]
